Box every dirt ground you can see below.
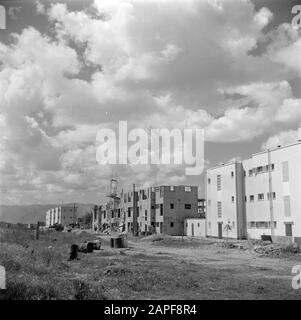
[1,229,301,300]
[90,234,301,300]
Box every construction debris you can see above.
[89,240,101,250]
[253,243,300,257]
[78,242,94,253]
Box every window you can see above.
[151,205,155,209]
[250,195,254,202]
[170,186,175,191]
[217,201,222,218]
[160,186,164,197]
[185,204,191,210]
[184,186,191,192]
[160,204,163,216]
[142,190,147,200]
[282,161,289,182]
[256,221,268,229]
[232,221,235,229]
[231,171,234,178]
[257,166,263,174]
[208,221,211,229]
[248,221,255,228]
[197,223,200,227]
[170,222,174,227]
[128,208,131,218]
[208,178,211,184]
[208,199,211,206]
[231,196,235,203]
[284,196,291,217]
[267,192,276,200]
[170,203,174,209]
[145,209,147,216]
[137,207,139,217]
[249,169,253,177]
[250,221,277,229]
[258,193,264,201]
[145,217,147,221]
[217,175,221,191]
[156,222,159,227]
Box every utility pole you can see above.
[268,149,275,236]
[35,222,40,240]
[73,203,76,227]
[132,184,138,236]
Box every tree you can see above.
[224,222,232,242]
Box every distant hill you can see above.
[0,203,96,224]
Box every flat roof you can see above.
[252,140,301,157]
[207,140,301,172]
[207,160,241,171]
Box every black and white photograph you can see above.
[1,0,301,304]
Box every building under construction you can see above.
[93,184,199,236]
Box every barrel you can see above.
[110,236,127,248]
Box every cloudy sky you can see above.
[0,0,301,205]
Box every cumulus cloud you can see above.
[1,0,300,204]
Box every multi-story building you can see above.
[137,187,156,234]
[46,205,78,228]
[206,162,246,239]
[154,185,198,235]
[206,141,301,242]
[93,185,199,236]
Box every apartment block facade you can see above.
[206,141,301,242]
[46,205,78,228]
[206,162,247,239]
[93,185,199,236]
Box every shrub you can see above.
[73,280,107,300]
[4,279,60,300]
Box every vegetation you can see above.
[1,226,301,300]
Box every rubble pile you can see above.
[253,243,300,257]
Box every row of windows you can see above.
[208,161,290,187]
[155,203,192,210]
[207,171,234,186]
[124,186,193,202]
[248,164,274,176]
[247,192,276,202]
[207,194,273,204]
[248,221,277,229]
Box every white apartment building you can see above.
[206,141,301,243]
[206,162,246,240]
[244,142,301,242]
